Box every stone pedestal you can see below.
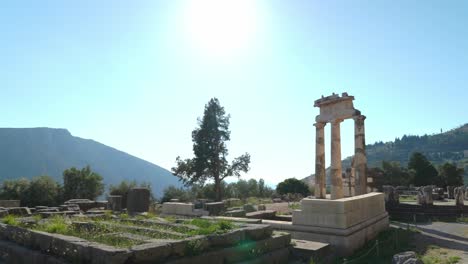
[127,188,150,214]
[330,120,343,200]
[107,195,122,211]
[314,122,326,199]
[454,187,465,207]
[290,193,388,256]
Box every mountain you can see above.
[0,128,181,197]
[303,123,468,184]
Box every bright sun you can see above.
[182,0,259,57]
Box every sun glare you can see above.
[182,0,259,58]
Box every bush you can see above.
[276,178,310,197]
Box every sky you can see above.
[1,1,467,186]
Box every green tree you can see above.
[408,152,438,186]
[276,178,310,197]
[23,176,62,207]
[63,166,104,200]
[381,161,412,186]
[161,185,193,203]
[0,178,30,202]
[438,162,464,187]
[172,98,251,201]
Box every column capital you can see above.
[353,115,366,121]
[330,119,344,125]
[314,122,326,129]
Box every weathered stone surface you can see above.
[447,186,455,199]
[243,204,256,213]
[417,186,433,206]
[205,202,225,216]
[272,198,282,203]
[246,210,276,220]
[383,185,399,206]
[392,251,422,264]
[244,224,273,240]
[454,186,465,207]
[107,195,123,211]
[162,202,194,216]
[127,188,150,214]
[224,209,246,217]
[65,199,97,212]
[130,241,172,263]
[0,200,20,208]
[293,193,386,229]
[207,229,245,247]
[223,198,240,207]
[257,204,266,211]
[7,207,31,216]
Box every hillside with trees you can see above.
[0,128,180,197]
[304,123,468,185]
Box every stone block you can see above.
[204,202,225,216]
[224,209,246,217]
[246,210,276,220]
[0,200,20,208]
[243,204,256,213]
[127,188,150,214]
[293,192,386,229]
[7,207,31,216]
[162,202,195,216]
[107,195,123,211]
[130,241,172,263]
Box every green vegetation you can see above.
[108,180,155,207]
[0,176,62,207]
[172,98,251,201]
[63,166,104,200]
[184,218,235,235]
[399,195,417,202]
[420,246,461,264]
[0,166,110,207]
[162,178,274,202]
[2,215,19,226]
[335,228,415,264]
[276,178,310,197]
[368,152,465,190]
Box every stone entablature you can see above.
[313,93,367,200]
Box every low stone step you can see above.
[291,239,330,263]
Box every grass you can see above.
[420,248,461,264]
[456,217,468,224]
[2,215,19,226]
[288,203,301,210]
[335,227,416,264]
[184,218,235,235]
[399,195,417,202]
[2,213,239,249]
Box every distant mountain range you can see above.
[0,128,181,197]
[303,124,468,184]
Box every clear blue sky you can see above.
[1,1,467,185]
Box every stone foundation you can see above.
[268,192,389,256]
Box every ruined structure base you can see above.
[266,193,389,256]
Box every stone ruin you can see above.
[0,215,291,264]
[417,186,434,206]
[313,92,367,200]
[382,185,399,206]
[454,186,465,207]
[275,93,389,256]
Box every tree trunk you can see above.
[215,178,222,201]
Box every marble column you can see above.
[354,115,367,196]
[314,122,326,199]
[330,119,344,200]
